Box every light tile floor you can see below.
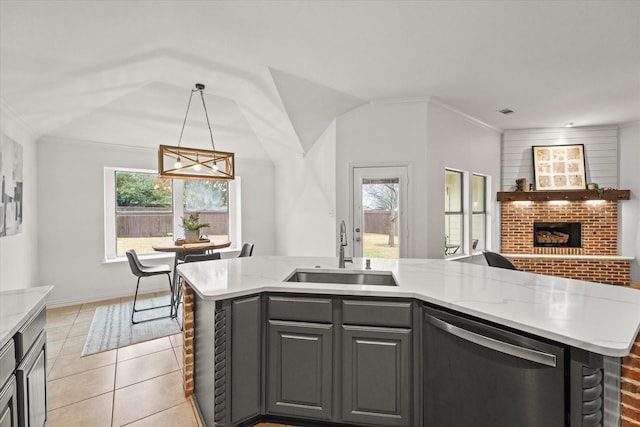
[46,293,294,427]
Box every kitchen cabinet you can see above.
[0,289,51,427]
[341,299,413,427]
[264,296,415,426]
[266,296,333,421]
[0,340,18,427]
[267,321,333,420]
[342,326,411,426]
[0,377,18,427]
[15,308,47,427]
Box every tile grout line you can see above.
[112,345,118,427]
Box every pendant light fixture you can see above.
[158,83,234,181]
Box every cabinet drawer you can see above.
[268,296,332,323]
[15,308,46,361]
[0,340,15,390]
[342,300,412,328]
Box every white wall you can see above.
[502,126,619,191]
[425,101,502,258]
[619,121,640,282]
[336,100,429,258]
[335,99,501,260]
[37,137,275,306]
[0,104,39,290]
[272,121,336,256]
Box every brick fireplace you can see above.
[499,191,631,285]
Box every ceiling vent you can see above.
[499,108,515,115]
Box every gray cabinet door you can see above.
[16,332,47,427]
[0,376,18,427]
[267,320,333,421]
[342,325,411,427]
[230,295,262,424]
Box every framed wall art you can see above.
[532,144,586,190]
[1,132,24,237]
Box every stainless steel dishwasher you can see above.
[423,306,566,427]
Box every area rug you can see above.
[82,296,181,356]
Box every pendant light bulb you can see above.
[212,162,219,171]
[174,157,182,169]
[194,153,201,171]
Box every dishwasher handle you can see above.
[425,313,557,368]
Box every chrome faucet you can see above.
[339,220,352,268]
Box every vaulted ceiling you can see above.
[1,1,639,158]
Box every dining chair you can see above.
[238,242,254,257]
[125,249,174,324]
[183,252,222,263]
[482,250,520,270]
[174,252,223,318]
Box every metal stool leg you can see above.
[131,273,174,325]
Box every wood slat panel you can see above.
[502,126,618,191]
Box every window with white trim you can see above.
[445,169,491,257]
[445,169,463,256]
[104,167,240,260]
[471,174,487,252]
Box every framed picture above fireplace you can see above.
[532,144,586,190]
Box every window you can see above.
[471,174,486,252]
[445,169,463,256]
[113,171,173,257]
[183,180,229,242]
[105,168,239,260]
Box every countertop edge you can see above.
[0,286,54,349]
[181,278,638,358]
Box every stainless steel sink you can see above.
[285,269,398,286]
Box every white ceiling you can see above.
[1,1,639,154]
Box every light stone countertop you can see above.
[0,286,54,349]
[177,256,640,357]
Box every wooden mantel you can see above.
[497,189,630,202]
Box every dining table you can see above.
[152,240,232,315]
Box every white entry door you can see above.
[352,166,409,258]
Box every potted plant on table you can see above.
[180,213,210,243]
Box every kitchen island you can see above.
[177,256,640,427]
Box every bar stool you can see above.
[125,249,174,324]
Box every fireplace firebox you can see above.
[534,222,582,248]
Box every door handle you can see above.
[425,314,557,367]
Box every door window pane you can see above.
[183,180,229,241]
[115,171,173,256]
[362,178,399,259]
